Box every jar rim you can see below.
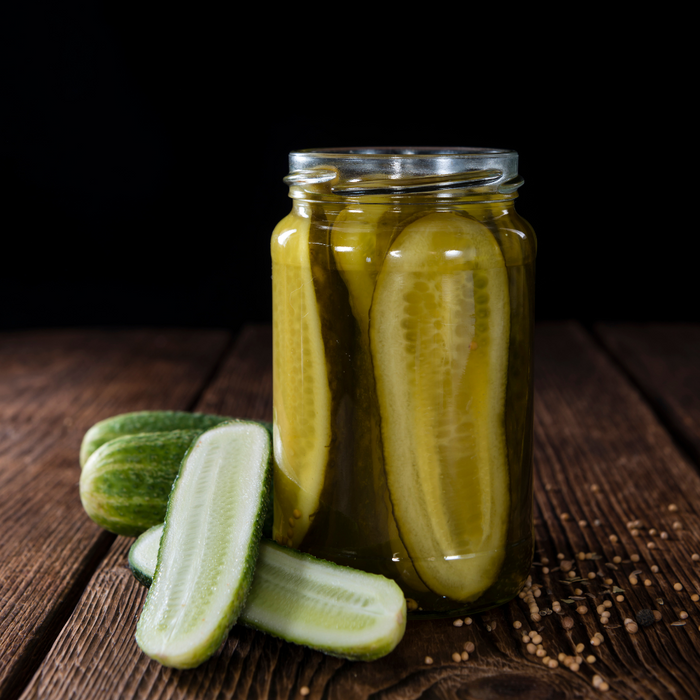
[290,146,515,158]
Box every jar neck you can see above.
[285,147,523,204]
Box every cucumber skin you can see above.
[130,528,407,662]
[81,427,275,538]
[80,410,272,467]
[80,431,202,537]
[137,421,272,669]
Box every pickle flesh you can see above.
[271,210,331,547]
[370,211,510,601]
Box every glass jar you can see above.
[270,147,535,616]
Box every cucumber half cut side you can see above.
[135,421,271,669]
[130,527,407,661]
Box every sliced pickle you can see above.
[271,210,331,548]
[370,211,510,601]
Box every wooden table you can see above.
[1,323,699,700]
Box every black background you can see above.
[1,5,691,334]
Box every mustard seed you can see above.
[603,600,613,609]
[536,649,546,657]
[513,620,522,629]
[597,605,606,615]
[542,557,550,565]
[577,605,588,614]
[629,575,638,585]
[453,618,463,627]
[300,687,310,697]
[680,611,689,620]
[631,529,640,536]
[625,621,639,633]
[616,595,625,602]
[461,651,469,661]
[594,632,605,641]
[557,553,565,559]
[548,659,558,668]
[648,528,657,536]
[531,634,542,644]
[531,613,542,622]
[669,504,679,512]
[575,643,585,653]
[568,571,577,579]
[692,554,700,562]
[464,641,475,653]
[600,682,610,692]
[604,578,613,585]
[591,484,600,492]
[552,601,561,612]
[691,594,699,602]
[587,655,596,663]
[527,643,537,654]
[588,572,596,580]
[424,656,433,665]
[594,519,602,526]
[452,652,462,662]
[465,617,472,625]
[660,531,669,540]
[651,565,659,573]
[590,637,600,647]
[630,554,640,562]
[653,610,663,621]
[674,583,683,591]
[644,579,652,587]
[673,521,682,530]
[609,534,618,544]
[647,542,656,549]
[579,520,588,528]
[570,662,580,672]
[574,588,583,596]
[543,567,550,574]
[560,512,571,521]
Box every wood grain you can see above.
[594,323,700,465]
[0,329,229,700]
[16,324,700,699]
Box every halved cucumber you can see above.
[135,421,271,668]
[80,411,272,467]
[370,211,510,602]
[271,210,332,548]
[130,525,407,661]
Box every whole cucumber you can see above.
[80,410,272,467]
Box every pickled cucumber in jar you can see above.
[271,149,535,616]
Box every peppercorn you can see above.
[636,609,655,627]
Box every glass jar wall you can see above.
[270,148,536,616]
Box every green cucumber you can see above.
[80,430,202,537]
[80,410,272,467]
[135,421,271,669]
[130,525,407,661]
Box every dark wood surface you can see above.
[2,323,699,700]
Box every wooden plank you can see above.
[594,323,700,465]
[0,329,229,700]
[20,324,700,699]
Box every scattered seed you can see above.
[653,611,662,621]
[587,655,596,663]
[557,553,565,560]
[648,528,658,536]
[604,578,613,585]
[577,606,588,614]
[552,601,561,613]
[560,560,573,572]
[424,655,433,664]
[644,580,652,587]
[543,567,550,574]
[612,556,621,564]
[673,521,682,530]
[616,595,625,602]
[609,535,618,544]
[594,519,602,526]
[591,484,600,492]
[629,575,638,585]
[603,600,613,609]
[669,504,679,512]
[531,634,542,644]
[594,632,605,641]
[691,594,699,602]
[464,641,475,653]
[527,643,537,654]
[631,529,640,537]
[300,687,310,697]
[461,651,469,661]
[596,605,606,615]
[660,531,669,540]
[651,565,659,573]
[561,513,571,521]
[568,571,577,579]
[674,583,683,592]
[531,613,541,622]
[570,662,580,671]
[680,611,689,620]
[453,619,463,627]
[536,649,546,657]
[586,572,595,580]
[548,659,558,668]
[579,520,588,528]
[574,588,583,596]
[647,542,656,550]
[452,652,462,662]
[513,620,522,629]
[630,554,640,562]
[590,637,600,647]
[625,620,639,633]
[692,554,700,562]
[542,557,550,565]
[465,617,472,625]
[636,609,655,626]
[672,621,686,627]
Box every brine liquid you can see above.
[271,200,535,616]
